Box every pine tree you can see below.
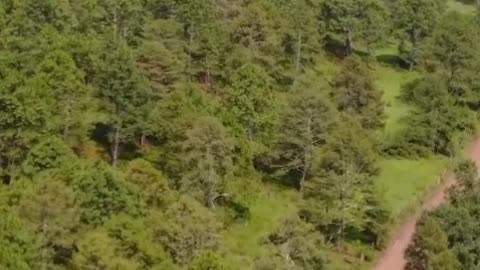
[332,59,384,129]
[303,120,379,246]
[180,117,233,207]
[94,41,151,167]
[274,88,336,192]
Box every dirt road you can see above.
[373,138,480,270]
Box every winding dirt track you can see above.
[373,138,480,270]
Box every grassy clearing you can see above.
[376,157,448,218]
[221,184,300,268]
[374,65,419,136]
[447,0,476,14]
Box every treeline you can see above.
[0,0,479,269]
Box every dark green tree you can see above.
[94,41,151,167]
[274,89,336,192]
[406,216,460,270]
[303,120,379,245]
[394,0,446,70]
[421,12,480,102]
[180,117,233,207]
[319,0,387,56]
[331,59,384,129]
[29,50,89,140]
[152,196,221,265]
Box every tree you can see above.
[319,0,387,56]
[137,18,185,97]
[303,120,379,245]
[453,160,478,192]
[152,196,221,265]
[224,63,275,141]
[394,76,476,156]
[174,0,227,84]
[125,159,173,208]
[331,59,384,129]
[271,0,323,88]
[421,12,480,101]
[94,41,151,167]
[406,216,460,270]
[70,162,140,225]
[0,210,41,270]
[0,94,48,183]
[257,215,325,270]
[394,0,446,70]
[180,117,233,207]
[18,179,80,269]
[273,89,336,192]
[28,50,89,140]
[72,229,142,270]
[188,251,230,270]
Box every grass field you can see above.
[376,158,448,218]
[447,0,477,14]
[375,65,419,136]
[221,185,300,268]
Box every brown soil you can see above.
[373,138,480,270]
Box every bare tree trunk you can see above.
[187,21,194,81]
[41,220,48,270]
[299,154,308,193]
[409,30,420,71]
[206,145,216,208]
[63,99,71,139]
[299,118,313,192]
[292,31,303,89]
[112,127,120,167]
[140,133,146,148]
[345,30,352,56]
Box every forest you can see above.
[1,0,480,269]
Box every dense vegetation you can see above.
[406,161,480,270]
[0,0,479,269]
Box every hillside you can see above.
[0,1,479,270]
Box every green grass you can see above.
[221,185,300,268]
[374,65,419,136]
[376,157,448,218]
[447,0,476,14]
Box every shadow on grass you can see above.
[376,54,410,70]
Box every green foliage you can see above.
[393,0,446,68]
[421,11,480,104]
[303,120,381,245]
[388,75,475,156]
[21,137,75,176]
[152,196,221,265]
[179,117,233,207]
[18,178,80,268]
[29,49,90,139]
[125,159,173,207]
[256,214,325,270]
[70,162,140,225]
[188,251,230,270]
[224,63,276,141]
[0,210,41,270]
[320,0,387,55]
[273,88,336,191]
[406,216,460,270]
[1,1,479,269]
[332,59,384,129]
